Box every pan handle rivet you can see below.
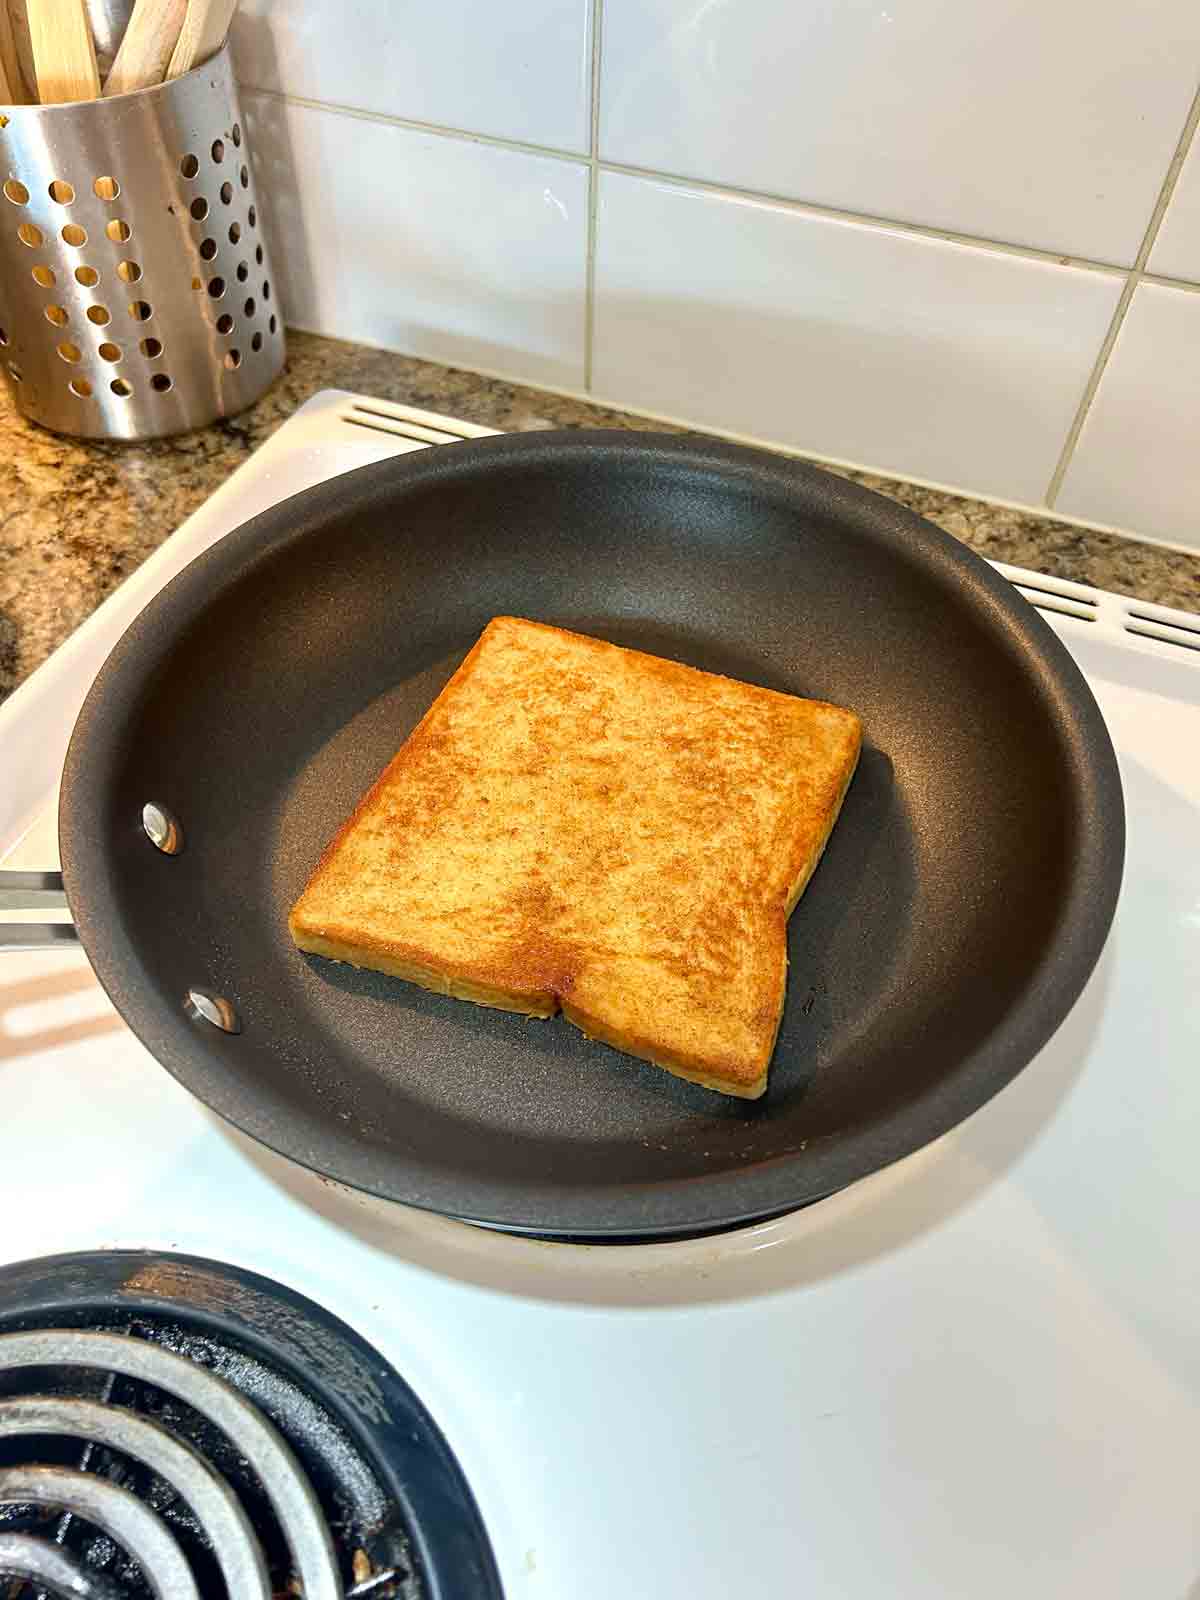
[183,988,241,1034]
[142,802,184,855]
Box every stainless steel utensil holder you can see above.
[0,43,283,440]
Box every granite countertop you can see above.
[2,328,1197,703]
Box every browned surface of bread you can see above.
[289,617,862,1098]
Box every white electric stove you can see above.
[2,391,1198,1599]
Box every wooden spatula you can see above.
[104,0,183,93]
[164,0,235,79]
[28,0,101,101]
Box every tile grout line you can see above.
[596,159,1131,278]
[1042,276,1140,509]
[1141,269,1200,294]
[1044,75,1200,507]
[583,0,604,391]
[240,83,1194,285]
[240,84,591,163]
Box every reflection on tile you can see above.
[1058,284,1200,550]
[593,173,1120,504]
[233,0,592,152]
[245,95,588,389]
[601,0,1200,263]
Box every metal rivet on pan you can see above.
[142,802,183,855]
[184,989,240,1034]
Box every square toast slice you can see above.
[289,617,861,1098]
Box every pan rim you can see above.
[59,430,1125,1239]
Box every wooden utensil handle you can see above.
[164,0,235,79]
[28,0,101,101]
[0,4,21,99]
[3,1,38,101]
[104,0,184,93]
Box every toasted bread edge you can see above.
[784,718,863,917]
[289,925,559,1018]
[288,620,865,1100]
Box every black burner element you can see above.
[0,1251,501,1599]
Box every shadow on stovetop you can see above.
[218,932,1114,1310]
[0,961,123,1062]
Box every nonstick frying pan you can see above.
[12,432,1124,1239]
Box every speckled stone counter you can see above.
[2,329,1197,703]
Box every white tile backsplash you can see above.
[244,96,588,389]
[1057,285,1200,550]
[232,0,592,152]
[231,0,1200,544]
[592,175,1121,504]
[1149,138,1200,282]
[600,0,1200,266]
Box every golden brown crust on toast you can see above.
[289,616,861,1099]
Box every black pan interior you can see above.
[60,433,1123,1237]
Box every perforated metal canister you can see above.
[0,43,283,440]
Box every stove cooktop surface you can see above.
[1,392,1198,1599]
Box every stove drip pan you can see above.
[0,1251,499,1600]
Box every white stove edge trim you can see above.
[1,385,1196,863]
